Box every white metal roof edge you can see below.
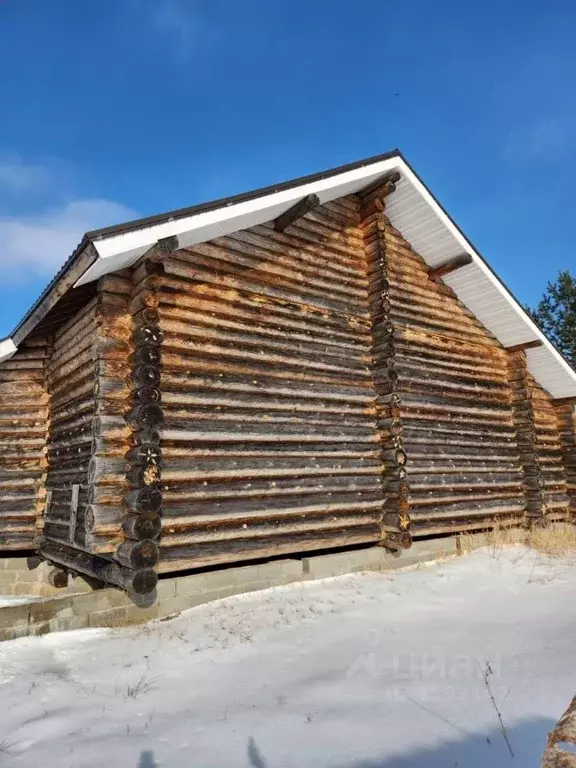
[2,153,575,398]
[0,337,17,363]
[397,162,576,396]
[78,156,401,284]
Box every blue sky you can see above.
[0,0,575,337]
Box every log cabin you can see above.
[0,150,575,597]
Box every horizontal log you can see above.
[505,339,543,353]
[156,527,381,573]
[39,540,157,594]
[412,518,524,537]
[428,254,473,282]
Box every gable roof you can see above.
[2,150,575,399]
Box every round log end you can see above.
[383,532,413,551]
[134,346,162,367]
[141,308,160,324]
[395,448,408,467]
[135,325,164,347]
[116,539,160,569]
[48,568,69,589]
[135,428,161,446]
[127,568,158,595]
[126,403,164,430]
[125,486,163,514]
[133,387,162,405]
[123,514,162,541]
[126,443,163,466]
[129,365,161,390]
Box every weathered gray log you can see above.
[40,540,157,594]
[122,514,162,541]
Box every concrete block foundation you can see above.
[0,536,480,641]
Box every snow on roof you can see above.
[2,151,575,398]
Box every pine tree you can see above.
[528,270,576,367]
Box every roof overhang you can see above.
[0,337,17,363]
[3,150,576,398]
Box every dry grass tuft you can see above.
[529,524,576,560]
[459,522,576,561]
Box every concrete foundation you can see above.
[0,537,466,642]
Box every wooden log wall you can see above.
[507,350,570,525]
[366,209,527,537]
[530,380,570,522]
[554,403,576,522]
[39,273,159,594]
[0,340,49,550]
[5,191,574,580]
[42,298,98,548]
[153,197,387,572]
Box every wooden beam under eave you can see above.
[505,339,544,353]
[358,171,401,201]
[428,253,473,282]
[135,235,180,267]
[274,194,320,232]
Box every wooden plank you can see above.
[428,254,473,282]
[45,490,53,517]
[505,340,544,353]
[69,484,80,543]
[274,195,320,232]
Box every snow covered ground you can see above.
[0,546,574,768]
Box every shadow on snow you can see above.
[137,716,554,767]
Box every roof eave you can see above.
[0,337,17,363]
[9,239,98,347]
[2,149,575,400]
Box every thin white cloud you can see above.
[0,199,138,280]
[0,155,52,194]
